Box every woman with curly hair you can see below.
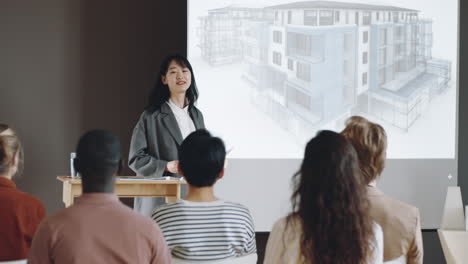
[264,130,383,264]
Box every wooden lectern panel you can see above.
[57,176,186,207]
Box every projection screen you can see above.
[188,0,459,230]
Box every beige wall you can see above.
[0,0,186,214]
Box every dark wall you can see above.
[0,0,82,214]
[0,0,186,213]
[458,0,468,205]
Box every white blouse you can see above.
[263,216,383,264]
[166,100,196,139]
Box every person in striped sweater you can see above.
[152,129,257,263]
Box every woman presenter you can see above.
[129,55,205,216]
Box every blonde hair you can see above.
[0,124,23,176]
[341,116,387,184]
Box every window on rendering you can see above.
[363,31,369,44]
[379,28,387,46]
[273,51,282,66]
[376,12,380,21]
[363,12,371,25]
[296,34,311,56]
[304,10,318,26]
[288,33,310,56]
[319,10,334,25]
[273,31,282,44]
[393,12,399,23]
[395,26,403,40]
[379,68,386,85]
[379,48,387,65]
[335,11,340,22]
[395,44,403,56]
[346,12,349,24]
[287,33,324,60]
[288,58,294,70]
[296,62,311,82]
[288,11,292,24]
[362,72,368,86]
[355,12,359,25]
[363,51,368,64]
[344,33,354,53]
[343,59,349,75]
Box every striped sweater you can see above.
[152,199,256,262]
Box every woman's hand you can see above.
[166,160,179,174]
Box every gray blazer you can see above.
[128,103,205,177]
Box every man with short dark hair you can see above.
[29,130,171,264]
[152,129,257,263]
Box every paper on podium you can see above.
[117,176,179,181]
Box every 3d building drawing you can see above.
[197,1,451,140]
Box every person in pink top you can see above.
[28,130,171,264]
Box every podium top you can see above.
[57,176,186,184]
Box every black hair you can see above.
[146,54,199,113]
[179,129,225,187]
[74,130,122,187]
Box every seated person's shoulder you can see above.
[224,201,251,211]
[380,194,420,219]
[223,201,254,216]
[270,216,302,244]
[10,190,45,214]
[152,200,185,219]
[371,192,421,236]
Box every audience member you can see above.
[342,116,423,263]
[0,124,46,261]
[28,130,171,264]
[264,130,383,264]
[153,129,257,263]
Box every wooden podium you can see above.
[57,176,186,207]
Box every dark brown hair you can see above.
[287,130,375,264]
[341,116,387,184]
[0,124,23,176]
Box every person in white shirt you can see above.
[129,54,205,217]
[153,129,257,263]
[264,131,383,264]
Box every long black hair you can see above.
[146,55,199,113]
[287,130,375,264]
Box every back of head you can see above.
[75,130,121,189]
[341,116,387,184]
[289,130,374,264]
[179,129,225,187]
[0,124,23,177]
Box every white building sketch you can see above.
[197,1,451,143]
